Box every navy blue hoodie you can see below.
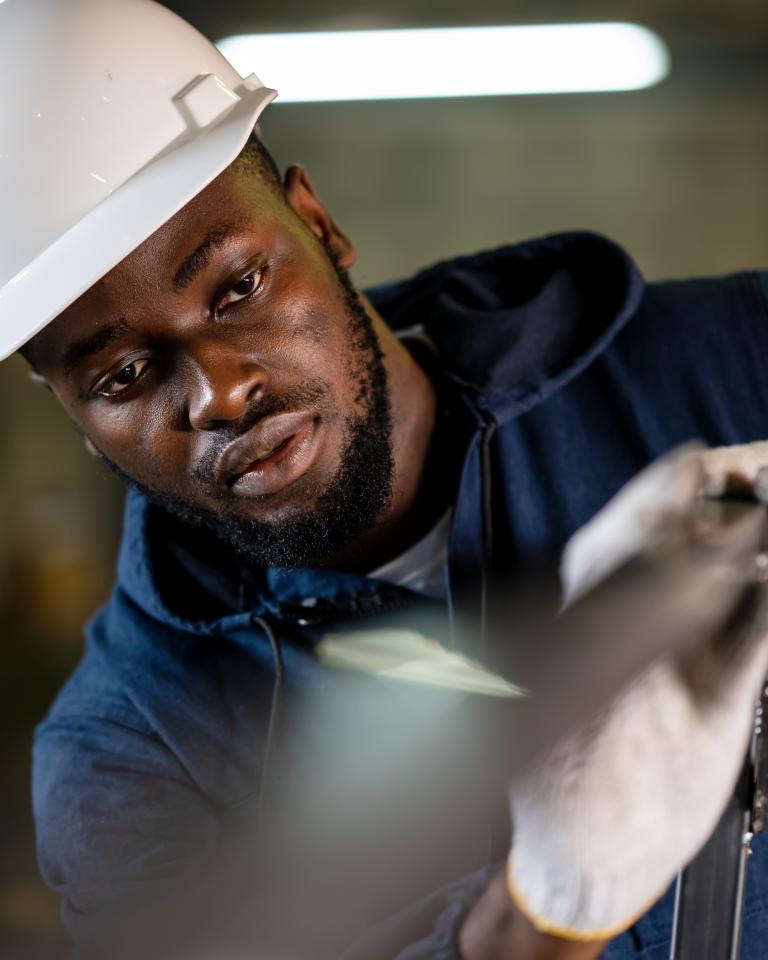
[33,232,768,958]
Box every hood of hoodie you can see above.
[116,231,644,633]
[375,230,643,420]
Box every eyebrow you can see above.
[173,225,234,290]
[61,317,132,376]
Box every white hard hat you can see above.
[0,0,277,361]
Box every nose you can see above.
[186,346,267,430]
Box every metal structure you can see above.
[671,680,768,960]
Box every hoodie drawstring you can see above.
[479,420,497,657]
[477,419,513,865]
[253,614,284,809]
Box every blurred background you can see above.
[1,0,767,955]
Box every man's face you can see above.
[30,162,395,568]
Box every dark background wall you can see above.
[1,1,767,954]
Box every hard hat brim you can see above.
[0,83,277,362]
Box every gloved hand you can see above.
[507,443,768,942]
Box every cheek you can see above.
[265,238,352,352]
[260,299,359,405]
[262,265,338,342]
[78,400,186,490]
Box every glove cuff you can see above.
[506,854,666,943]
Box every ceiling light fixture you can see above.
[216,23,669,103]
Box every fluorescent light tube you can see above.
[217,23,669,103]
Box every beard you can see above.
[98,253,395,570]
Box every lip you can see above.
[219,409,321,498]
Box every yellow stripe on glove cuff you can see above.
[506,857,665,943]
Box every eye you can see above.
[217,265,267,312]
[96,358,150,398]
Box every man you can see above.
[5,1,768,958]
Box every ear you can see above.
[283,165,356,269]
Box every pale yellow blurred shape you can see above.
[318,628,528,697]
